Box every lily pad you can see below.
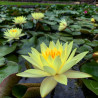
[82,79,98,95]
[12,83,40,98]
[81,60,98,81]
[12,84,27,98]
[24,21,33,29]
[0,57,5,66]
[18,37,36,55]
[0,43,17,57]
[77,45,93,53]
[73,39,85,45]
[0,73,20,97]
[0,61,19,83]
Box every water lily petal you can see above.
[40,77,57,98]
[56,40,61,49]
[63,42,68,50]
[31,47,40,55]
[59,51,88,73]
[43,66,56,75]
[67,41,73,59]
[54,74,67,85]
[58,59,77,74]
[31,48,42,65]
[72,51,88,64]
[16,72,45,78]
[28,53,43,68]
[60,51,88,74]
[53,56,61,71]
[40,55,49,66]
[67,48,77,63]
[49,41,55,49]
[22,55,42,69]
[32,13,44,20]
[25,69,51,77]
[40,42,47,53]
[47,55,53,65]
[61,50,66,62]
[61,42,68,62]
[30,50,40,61]
[64,70,92,78]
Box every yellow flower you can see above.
[58,19,67,31]
[17,40,92,98]
[91,18,95,23]
[13,16,27,24]
[4,28,25,41]
[31,12,44,20]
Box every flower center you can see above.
[42,48,62,59]
[10,30,17,33]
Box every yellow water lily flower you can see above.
[13,16,27,24]
[4,28,25,41]
[58,19,67,31]
[31,12,44,20]
[91,18,95,23]
[17,40,92,98]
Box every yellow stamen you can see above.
[10,29,17,32]
[42,48,62,60]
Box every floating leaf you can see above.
[81,60,98,81]
[0,61,19,83]
[60,36,73,42]
[82,79,98,95]
[0,73,20,97]
[80,29,92,34]
[77,45,93,53]
[22,87,40,98]
[0,57,5,67]
[24,21,33,29]
[18,37,36,55]
[12,84,27,98]
[0,43,17,57]
[5,54,18,63]
[81,60,98,95]
[12,83,40,98]
[73,39,85,45]
[85,40,98,47]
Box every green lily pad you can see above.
[24,21,33,29]
[73,39,85,45]
[12,83,40,98]
[12,84,27,98]
[0,73,20,97]
[77,45,93,53]
[18,37,36,55]
[0,61,19,83]
[82,79,98,95]
[0,43,17,57]
[80,29,92,34]
[41,20,57,25]
[81,60,98,81]
[85,40,98,47]
[5,54,18,63]
[81,60,98,95]
[0,57,5,67]
[60,36,73,42]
